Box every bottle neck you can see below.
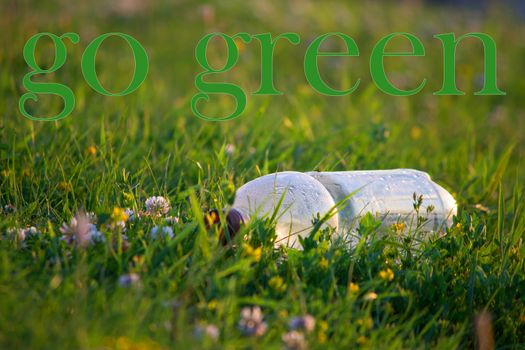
[230,207,249,223]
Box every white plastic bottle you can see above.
[229,169,457,248]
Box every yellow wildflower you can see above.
[318,332,327,343]
[235,39,245,53]
[391,222,405,234]
[348,282,360,293]
[58,181,72,192]
[379,268,394,282]
[410,126,422,140]
[132,255,144,265]
[269,276,286,293]
[319,257,329,270]
[85,145,97,157]
[243,244,262,262]
[317,320,328,343]
[111,207,129,223]
[278,310,289,319]
[357,335,368,345]
[207,299,218,310]
[364,292,378,301]
[298,83,313,96]
[357,317,373,329]
[109,336,166,350]
[283,117,294,129]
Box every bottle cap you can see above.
[206,208,245,244]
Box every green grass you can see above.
[1,1,525,348]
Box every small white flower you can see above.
[113,0,146,17]
[118,221,127,231]
[145,196,170,216]
[124,208,136,222]
[194,324,220,341]
[86,211,98,223]
[118,273,141,287]
[239,306,267,337]
[225,143,235,155]
[282,330,307,350]
[7,227,35,241]
[165,216,179,225]
[200,4,215,25]
[289,314,315,333]
[3,204,16,214]
[150,226,174,240]
[108,220,127,232]
[15,226,38,241]
[60,212,104,247]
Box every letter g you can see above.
[19,32,79,121]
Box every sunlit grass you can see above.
[1,1,524,348]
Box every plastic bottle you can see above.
[227,169,457,248]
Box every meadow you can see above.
[1,0,524,348]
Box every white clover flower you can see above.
[145,196,170,216]
[282,330,307,350]
[118,273,141,287]
[150,225,174,240]
[60,212,104,247]
[289,314,315,333]
[239,306,267,337]
[194,324,220,341]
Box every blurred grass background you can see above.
[1,0,525,348]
